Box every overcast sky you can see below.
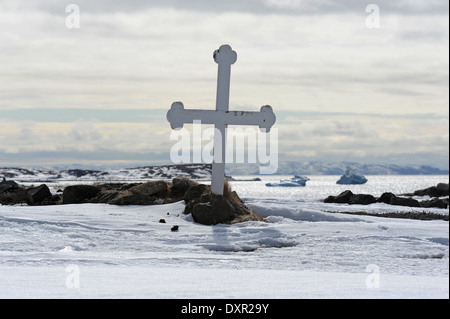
[0,0,448,170]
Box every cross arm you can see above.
[167,102,276,132]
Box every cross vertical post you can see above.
[212,45,237,195]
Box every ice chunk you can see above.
[265,175,310,187]
[336,167,367,185]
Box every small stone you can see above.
[159,219,166,223]
[171,225,179,231]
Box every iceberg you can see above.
[336,168,367,185]
[266,175,310,187]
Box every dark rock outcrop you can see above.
[192,195,236,225]
[326,190,377,205]
[389,196,421,207]
[323,183,448,209]
[1,179,56,205]
[348,194,377,205]
[128,181,168,197]
[62,185,100,204]
[377,192,396,204]
[184,182,266,225]
[110,194,156,205]
[0,178,20,194]
[403,183,449,197]
[27,184,52,205]
[420,198,448,209]
[171,177,198,197]
[183,184,207,202]
[324,190,354,204]
[437,183,449,195]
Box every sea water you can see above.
[230,175,449,201]
[229,175,449,217]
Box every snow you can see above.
[0,175,448,299]
[0,164,212,183]
[2,266,447,299]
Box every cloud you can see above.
[0,0,448,169]
[263,0,449,14]
[2,0,447,15]
[0,114,448,168]
[0,119,171,153]
[276,115,449,164]
[0,108,167,123]
[1,3,447,113]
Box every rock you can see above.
[411,183,449,197]
[38,194,61,205]
[159,219,166,223]
[390,196,421,207]
[0,178,20,194]
[377,192,396,204]
[323,195,336,203]
[12,189,29,204]
[62,185,100,204]
[414,186,440,197]
[110,194,155,205]
[334,190,354,203]
[171,177,198,197]
[192,203,214,224]
[212,195,236,220]
[0,188,26,205]
[349,194,377,205]
[324,190,354,204]
[183,185,213,216]
[324,191,376,205]
[323,184,449,209]
[421,198,449,209]
[192,195,236,225]
[172,176,198,187]
[183,184,207,201]
[171,225,179,231]
[183,202,193,215]
[27,184,52,205]
[436,183,449,196]
[90,191,119,204]
[129,181,168,197]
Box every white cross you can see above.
[167,45,276,195]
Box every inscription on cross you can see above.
[167,45,276,195]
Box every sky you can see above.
[0,0,448,170]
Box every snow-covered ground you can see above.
[0,164,211,182]
[0,175,448,298]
